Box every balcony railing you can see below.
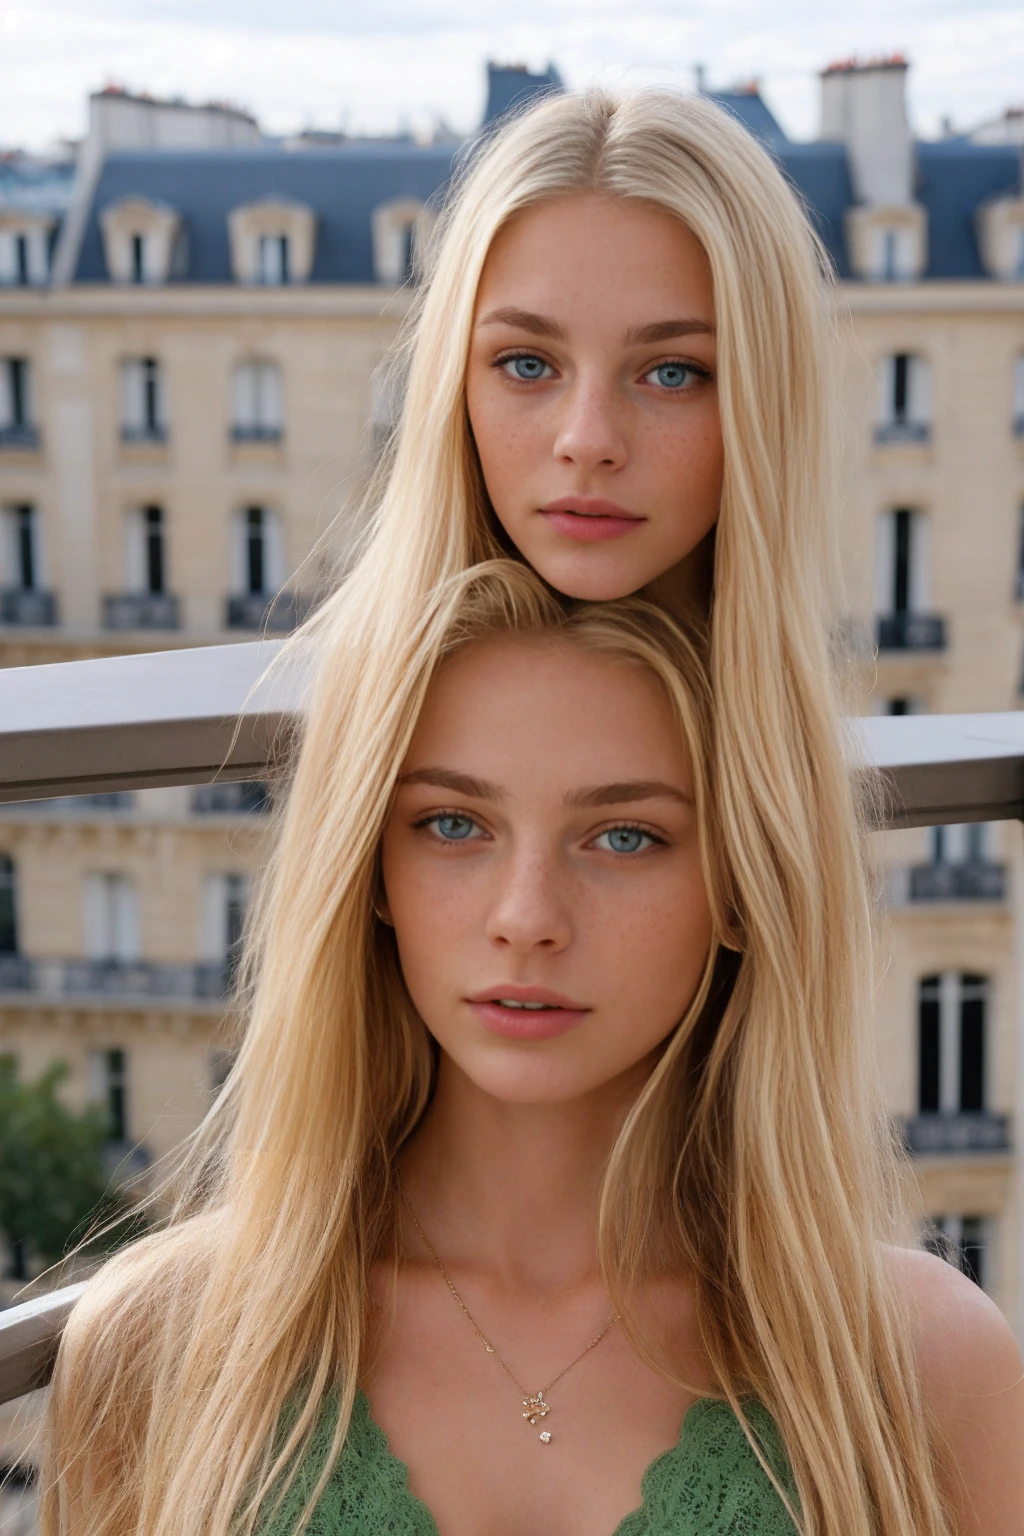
[907,860,1006,902]
[0,654,1022,1402]
[225,590,312,633]
[230,424,283,443]
[902,1112,1012,1156]
[873,419,931,445]
[120,424,168,445]
[192,779,270,814]
[0,955,232,1002]
[0,423,40,450]
[876,613,946,652]
[0,587,57,626]
[103,592,181,631]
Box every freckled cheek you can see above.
[599,881,712,1017]
[642,411,723,504]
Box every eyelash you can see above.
[412,810,668,852]
[491,349,712,389]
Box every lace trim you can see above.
[265,1389,797,1536]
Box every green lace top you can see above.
[261,1388,799,1535]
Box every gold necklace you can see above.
[398,1178,618,1446]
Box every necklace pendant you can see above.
[522,1392,549,1426]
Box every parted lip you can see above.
[539,496,644,521]
[467,983,589,1010]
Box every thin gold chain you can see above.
[397,1176,618,1400]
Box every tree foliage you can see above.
[0,1057,127,1276]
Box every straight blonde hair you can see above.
[41,89,949,1536]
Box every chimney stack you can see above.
[819,56,913,206]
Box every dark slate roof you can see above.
[74,144,459,284]
[707,89,789,152]
[777,142,854,279]
[483,63,563,126]
[916,140,1020,279]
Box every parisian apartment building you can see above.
[1,57,1023,1352]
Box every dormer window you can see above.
[846,204,927,282]
[976,197,1024,281]
[227,200,316,286]
[0,213,53,287]
[99,197,182,285]
[371,198,435,286]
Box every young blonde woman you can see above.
[40,88,1023,1534]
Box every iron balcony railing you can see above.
[0,954,231,1004]
[873,419,931,446]
[225,591,313,633]
[907,859,1007,902]
[0,588,58,626]
[103,593,181,631]
[876,613,947,652]
[0,649,1023,1402]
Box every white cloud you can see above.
[1,0,1022,149]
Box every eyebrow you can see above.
[476,307,714,346]
[398,769,691,808]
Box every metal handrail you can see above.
[0,1283,86,1405]
[0,644,1022,823]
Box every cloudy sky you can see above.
[1,0,1022,150]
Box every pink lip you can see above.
[538,497,646,544]
[466,983,591,1041]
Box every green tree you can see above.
[0,1058,126,1279]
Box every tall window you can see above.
[126,505,166,595]
[875,508,929,617]
[258,234,289,285]
[925,1216,988,1290]
[1,504,39,590]
[0,854,17,954]
[131,233,146,284]
[918,972,988,1116]
[231,360,284,442]
[202,872,250,978]
[88,1047,128,1142]
[120,357,166,443]
[83,873,140,963]
[929,823,990,865]
[234,506,284,596]
[0,357,34,441]
[876,353,931,442]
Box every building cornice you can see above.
[0,284,411,320]
[842,281,1024,315]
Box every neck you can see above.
[400,1054,651,1293]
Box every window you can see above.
[88,1047,129,1142]
[876,353,931,443]
[131,233,145,284]
[924,1216,989,1289]
[370,198,432,285]
[120,357,167,443]
[258,234,289,285]
[918,972,988,1115]
[1013,357,1024,437]
[125,505,166,595]
[0,855,16,954]
[886,697,921,716]
[83,873,140,963]
[875,508,930,617]
[1,505,40,591]
[233,506,284,597]
[231,360,284,442]
[929,823,990,865]
[201,872,250,979]
[0,221,51,286]
[0,357,36,446]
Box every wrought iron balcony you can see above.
[0,423,40,450]
[0,955,232,1003]
[902,1112,1012,1156]
[230,424,283,443]
[103,592,181,630]
[225,590,312,632]
[0,587,57,625]
[192,779,270,814]
[120,424,168,445]
[873,419,931,445]
[907,860,1006,902]
[876,612,946,652]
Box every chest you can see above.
[363,1276,701,1536]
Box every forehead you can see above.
[404,633,692,791]
[475,193,714,325]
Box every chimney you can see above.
[819,56,913,206]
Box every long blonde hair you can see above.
[42,90,948,1536]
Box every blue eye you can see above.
[433,814,477,841]
[594,826,658,854]
[647,361,696,390]
[501,354,550,381]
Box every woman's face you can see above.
[380,634,713,1106]
[465,193,722,601]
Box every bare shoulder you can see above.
[887,1245,1024,1534]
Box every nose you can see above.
[485,846,572,955]
[552,376,628,475]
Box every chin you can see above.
[528,553,652,603]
